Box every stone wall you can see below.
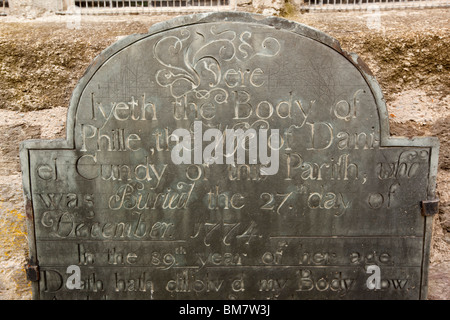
[252,0,285,15]
[8,0,61,18]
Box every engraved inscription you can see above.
[21,14,437,300]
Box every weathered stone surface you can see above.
[20,12,439,300]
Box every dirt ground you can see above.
[0,8,449,300]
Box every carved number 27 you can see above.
[260,192,293,214]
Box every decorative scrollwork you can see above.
[153,26,282,101]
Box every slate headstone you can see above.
[20,12,439,300]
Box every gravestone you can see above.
[20,12,439,300]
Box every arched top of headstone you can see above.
[66,11,391,148]
[20,11,438,154]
